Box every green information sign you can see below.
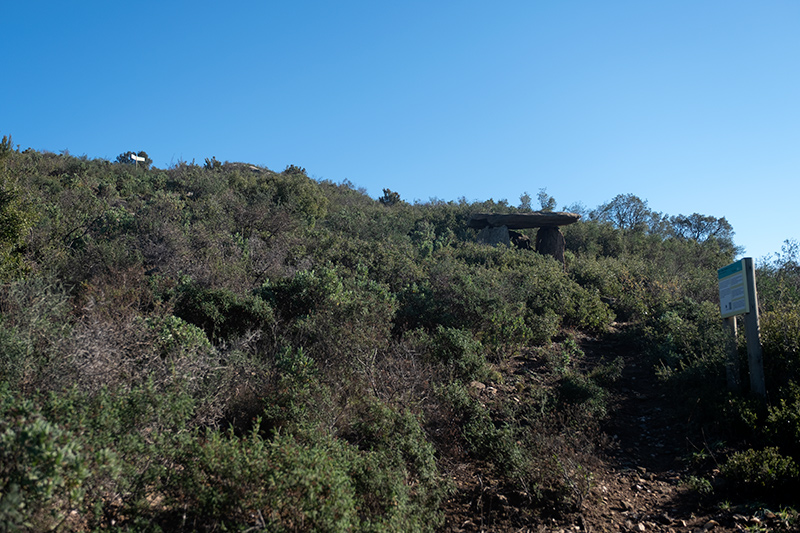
[718,259,750,318]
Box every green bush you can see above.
[262,267,346,320]
[348,400,449,530]
[261,346,329,434]
[173,281,274,342]
[168,410,447,532]
[145,314,213,358]
[168,425,359,532]
[761,302,800,391]
[431,326,490,381]
[436,382,527,480]
[260,266,397,363]
[641,298,728,383]
[721,447,799,496]
[764,383,800,458]
[526,308,562,346]
[558,371,610,418]
[0,388,88,532]
[394,243,613,349]
[0,168,36,279]
[38,381,199,529]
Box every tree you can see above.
[518,191,532,211]
[115,150,152,170]
[562,201,588,217]
[283,164,307,176]
[204,157,222,171]
[669,213,733,243]
[0,133,14,161]
[591,194,652,231]
[537,188,556,212]
[379,188,402,207]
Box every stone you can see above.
[476,225,511,246]
[468,212,581,229]
[535,226,566,263]
[657,514,673,525]
[509,229,532,249]
[470,211,580,265]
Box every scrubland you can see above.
[0,139,798,531]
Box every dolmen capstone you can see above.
[468,211,581,264]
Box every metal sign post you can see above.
[718,258,765,400]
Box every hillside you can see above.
[0,142,798,531]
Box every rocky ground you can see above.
[438,326,797,533]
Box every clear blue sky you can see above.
[3,1,798,261]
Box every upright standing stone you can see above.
[477,226,511,246]
[535,227,566,264]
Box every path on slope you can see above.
[440,324,773,533]
[578,325,712,533]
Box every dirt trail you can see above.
[440,325,783,532]
[579,325,712,533]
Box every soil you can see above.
[437,325,794,533]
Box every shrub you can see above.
[173,281,274,342]
[641,298,728,383]
[0,133,13,161]
[761,302,800,391]
[558,371,611,418]
[348,400,449,530]
[764,383,800,458]
[527,308,562,346]
[262,267,345,321]
[260,266,397,363]
[40,381,198,529]
[436,382,527,480]
[168,425,359,532]
[394,243,613,349]
[145,314,213,358]
[169,411,447,532]
[721,447,799,496]
[431,326,491,382]
[0,168,36,279]
[0,278,71,390]
[0,388,88,532]
[260,345,329,434]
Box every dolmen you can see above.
[468,211,581,264]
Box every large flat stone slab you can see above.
[468,212,581,229]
